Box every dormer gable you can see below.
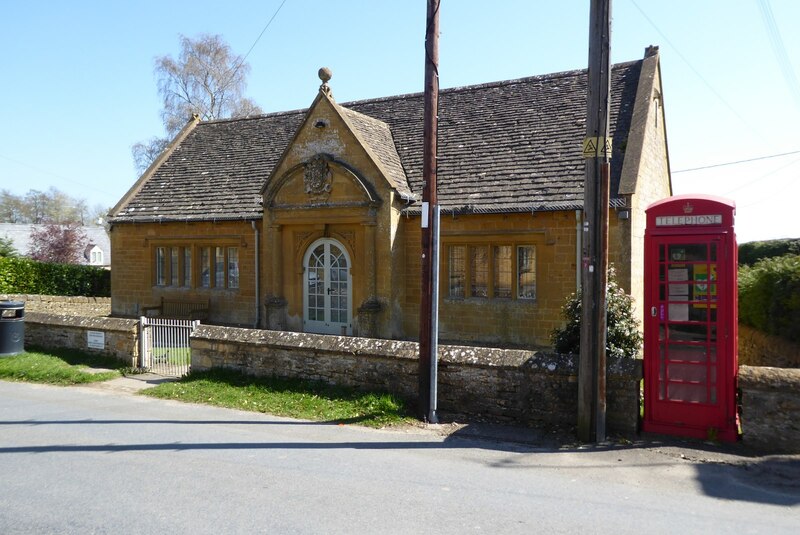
[262,69,413,208]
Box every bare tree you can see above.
[131,34,262,174]
[23,190,48,224]
[28,223,88,264]
[89,203,111,226]
[44,187,80,224]
[131,137,170,175]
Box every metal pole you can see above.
[429,205,440,423]
[419,0,440,422]
[578,0,612,443]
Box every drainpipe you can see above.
[252,220,260,328]
[576,210,582,291]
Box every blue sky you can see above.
[2,0,799,243]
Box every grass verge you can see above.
[0,347,125,385]
[142,368,414,428]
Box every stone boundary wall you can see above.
[191,325,642,434]
[738,324,800,368]
[739,366,800,453]
[1,294,111,317]
[24,312,139,367]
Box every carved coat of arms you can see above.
[304,155,332,196]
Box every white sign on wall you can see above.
[87,331,105,350]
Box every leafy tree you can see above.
[739,254,800,342]
[0,190,24,222]
[28,223,88,264]
[0,236,17,257]
[0,188,104,225]
[132,34,262,174]
[551,266,643,359]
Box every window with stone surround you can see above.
[214,247,225,288]
[183,247,192,288]
[155,247,166,286]
[227,247,239,289]
[517,245,537,300]
[200,247,211,288]
[493,245,513,298]
[446,242,536,301]
[170,247,179,286]
[153,244,240,290]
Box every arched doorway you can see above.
[303,238,352,335]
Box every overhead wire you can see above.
[672,149,800,173]
[757,0,800,110]
[1,1,290,204]
[0,153,117,197]
[628,0,763,138]
[721,155,800,197]
[223,0,289,89]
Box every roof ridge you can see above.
[195,58,643,126]
[340,59,642,108]
[200,107,308,126]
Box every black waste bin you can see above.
[0,300,25,356]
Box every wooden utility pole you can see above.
[418,0,440,423]
[578,0,612,443]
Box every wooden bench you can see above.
[141,297,209,321]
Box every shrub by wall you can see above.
[551,266,643,359]
[0,257,110,297]
[738,254,800,343]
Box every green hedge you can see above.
[0,257,110,297]
[739,238,800,266]
[739,254,800,343]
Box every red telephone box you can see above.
[643,194,739,441]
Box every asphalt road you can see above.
[1,380,798,534]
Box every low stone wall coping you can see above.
[739,365,800,390]
[25,312,137,333]
[192,325,641,376]
[1,294,111,304]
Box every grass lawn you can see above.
[142,368,415,428]
[151,347,190,365]
[1,347,414,428]
[0,347,126,385]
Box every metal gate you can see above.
[139,316,199,377]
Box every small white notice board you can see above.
[87,331,105,350]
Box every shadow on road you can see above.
[4,415,799,506]
[695,457,800,506]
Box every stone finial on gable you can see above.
[645,45,659,58]
[319,67,333,98]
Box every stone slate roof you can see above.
[340,107,413,199]
[110,59,642,223]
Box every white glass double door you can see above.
[303,239,352,335]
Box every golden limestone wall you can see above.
[401,210,582,347]
[617,52,672,324]
[110,220,259,326]
[262,92,404,338]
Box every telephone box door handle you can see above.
[651,306,658,317]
